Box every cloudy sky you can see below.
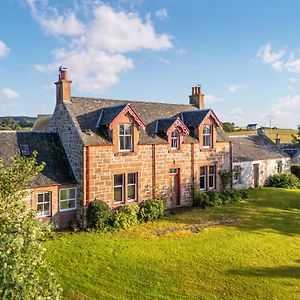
[0,0,300,128]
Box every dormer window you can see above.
[119,124,133,151]
[203,125,213,148]
[171,130,179,149]
[20,144,30,156]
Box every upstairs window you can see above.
[20,144,30,156]
[203,125,213,148]
[119,124,133,151]
[171,130,179,149]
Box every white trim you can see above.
[59,188,77,212]
[208,165,216,189]
[119,124,133,152]
[37,191,51,217]
[127,172,137,202]
[199,166,207,190]
[114,174,125,204]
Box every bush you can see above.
[138,199,165,221]
[269,173,300,189]
[206,191,223,206]
[192,185,209,207]
[87,199,112,231]
[111,204,139,229]
[219,170,232,190]
[291,165,300,180]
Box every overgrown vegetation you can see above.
[0,117,35,131]
[87,199,165,231]
[291,164,300,180]
[219,169,232,190]
[269,173,300,189]
[0,152,61,299]
[192,185,249,208]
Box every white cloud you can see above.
[0,40,9,58]
[273,95,300,110]
[230,107,243,115]
[28,2,173,93]
[0,88,20,99]
[175,48,187,56]
[155,9,168,20]
[158,57,170,64]
[257,43,300,74]
[228,84,248,93]
[205,94,223,103]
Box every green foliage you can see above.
[192,185,209,207]
[291,164,300,180]
[222,122,235,132]
[269,173,300,189]
[111,204,139,229]
[219,170,232,190]
[206,191,223,206]
[292,125,300,146]
[138,199,165,221]
[0,152,61,299]
[87,199,112,231]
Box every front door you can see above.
[169,168,180,207]
[253,164,259,187]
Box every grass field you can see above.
[229,128,297,143]
[46,188,300,300]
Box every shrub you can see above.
[111,204,139,229]
[87,199,112,231]
[192,185,209,207]
[219,170,232,190]
[291,165,300,180]
[138,199,165,221]
[269,173,300,189]
[206,191,223,206]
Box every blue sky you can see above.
[0,0,300,128]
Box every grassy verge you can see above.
[46,188,300,300]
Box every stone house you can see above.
[230,132,290,189]
[45,68,231,226]
[0,131,77,228]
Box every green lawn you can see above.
[229,128,297,143]
[46,188,300,300]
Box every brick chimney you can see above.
[275,134,281,145]
[189,85,205,109]
[55,66,72,103]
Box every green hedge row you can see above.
[87,199,165,231]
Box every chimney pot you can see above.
[55,66,72,103]
[189,84,205,109]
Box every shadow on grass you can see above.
[165,188,300,236]
[228,262,300,279]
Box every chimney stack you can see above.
[189,85,205,109]
[55,66,72,103]
[275,134,281,145]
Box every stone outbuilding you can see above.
[230,133,290,189]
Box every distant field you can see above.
[229,128,297,143]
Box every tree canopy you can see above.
[0,152,61,299]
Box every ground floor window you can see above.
[37,192,51,217]
[59,188,76,211]
[277,161,283,174]
[114,173,138,204]
[233,165,242,184]
[199,165,216,190]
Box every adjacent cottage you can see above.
[230,132,290,189]
[0,131,77,228]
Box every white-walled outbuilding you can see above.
[230,134,290,189]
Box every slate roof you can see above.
[279,143,300,158]
[32,114,52,131]
[0,131,76,187]
[64,97,229,145]
[230,135,289,162]
[96,104,127,127]
[180,109,210,127]
[155,117,177,132]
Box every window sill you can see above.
[201,147,215,152]
[168,149,182,153]
[59,208,77,213]
[114,151,136,156]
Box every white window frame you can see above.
[199,166,207,190]
[208,165,216,189]
[114,174,125,204]
[277,161,283,174]
[37,192,51,217]
[127,173,138,202]
[203,125,213,148]
[233,165,242,184]
[59,188,77,212]
[119,124,133,152]
[171,130,179,149]
[20,144,30,156]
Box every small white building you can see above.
[230,134,290,189]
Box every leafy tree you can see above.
[0,152,61,299]
[222,122,235,132]
[292,125,300,146]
